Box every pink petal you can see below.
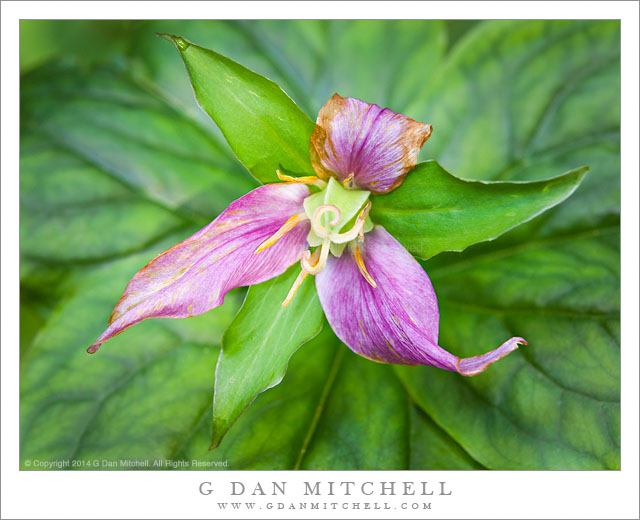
[89,183,310,353]
[315,226,525,375]
[309,94,432,193]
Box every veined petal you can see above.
[309,94,432,193]
[315,226,525,375]
[89,183,310,353]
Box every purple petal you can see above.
[315,226,525,375]
[309,94,432,193]
[89,183,310,353]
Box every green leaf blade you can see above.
[371,161,588,259]
[409,406,484,470]
[173,326,342,470]
[211,266,324,449]
[298,350,409,470]
[163,34,316,184]
[396,227,620,470]
[19,236,243,469]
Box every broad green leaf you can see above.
[20,237,243,468]
[393,19,620,470]
[19,20,145,73]
[136,21,447,120]
[19,47,255,467]
[409,20,620,234]
[307,20,447,111]
[409,406,484,470]
[173,326,342,469]
[20,60,255,348]
[20,134,186,263]
[298,349,409,470]
[211,265,324,449]
[170,327,482,470]
[409,21,619,180]
[371,161,588,259]
[396,227,620,469]
[161,34,316,184]
[21,63,254,221]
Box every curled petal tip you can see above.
[87,343,101,354]
[457,336,526,377]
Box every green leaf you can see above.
[297,349,409,470]
[20,237,243,468]
[211,265,324,449]
[20,59,256,345]
[169,327,482,470]
[309,20,447,111]
[19,48,255,466]
[173,326,342,469]
[396,226,620,469]
[409,20,620,234]
[19,20,145,73]
[371,161,588,259]
[161,34,316,184]
[136,21,447,120]
[392,19,619,470]
[409,406,484,470]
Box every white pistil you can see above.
[301,238,331,275]
[311,204,341,238]
[322,201,371,244]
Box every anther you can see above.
[277,170,327,189]
[343,173,355,188]
[351,243,377,288]
[282,269,309,307]
[254,213,307,254]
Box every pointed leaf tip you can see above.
[156,33,190,51]
[371,162,592,260]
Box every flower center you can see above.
[253,175,377,307]
[302,177,372,264]
[299,177,373,277]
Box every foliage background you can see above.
[20,20,620,470]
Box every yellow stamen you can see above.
[282,248,320,307]
[352,244,377,288]
[277,170,327,188]
[254,213,307,254]
[282,269,309,307]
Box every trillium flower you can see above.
[89,94,525,376]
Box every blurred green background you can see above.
[20,20,620,470]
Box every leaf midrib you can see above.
[292,347,344,470]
